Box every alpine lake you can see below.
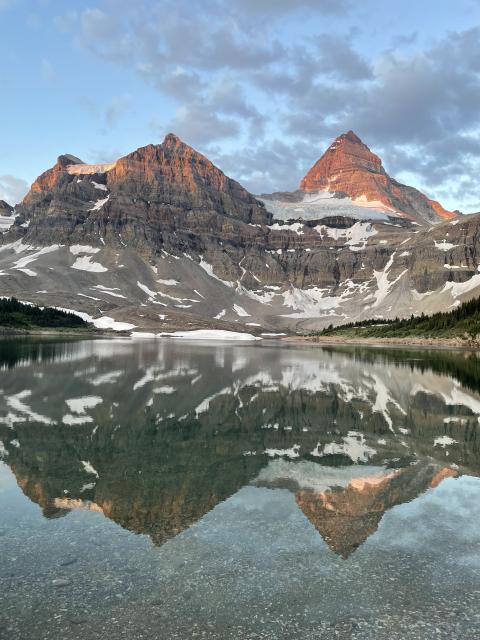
[1,337,480,639]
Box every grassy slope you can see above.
[314,296,480,341]
[0,297,92,331]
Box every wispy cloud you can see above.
[0,175,29,205]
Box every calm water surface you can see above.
[1,338,480,639]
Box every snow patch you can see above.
[88,195,110,211]
[434,436,457,448]
[70,244,100,255]
[198,257,234,287]
[71,255,108,273]
[435,240,458,251]
[233,304,250,317]
[67,162,116,175]
[265,445,300,459]
[157,329,261,341]
[81,460,99,478]
[92,181,108,191]
[268,222,304,235]
[312,431,376,463]
[93,317,136,331]
[66,396,103,415]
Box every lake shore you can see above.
[0,327,118,338]
[286,334,480,350]
[3,325,480,349]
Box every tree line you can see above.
[0,297,90,329]
[317,296,480,339]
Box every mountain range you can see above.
[0,130,479,334]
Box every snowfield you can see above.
[157,329,261,341]
[260,190,392,222]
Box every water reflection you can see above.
[1,338,479,557]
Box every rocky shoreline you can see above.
[287,334,480,350]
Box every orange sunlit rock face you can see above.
[22,133,270,226]
[109,134,229,192]
[428,199,457,220]
[429,466,458,488]
[24,154,83,203]
[300,131,456,223]
[296,464,458,559]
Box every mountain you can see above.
[0,199,13,232]
[261,131,456,225]
[300,131,456,223]
[1,132,480,334]
[16,133,270,248]
[0,200,13,215]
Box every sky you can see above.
[1,0,480,212]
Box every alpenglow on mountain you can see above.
[261,130,456,225]
[0,131,479,334]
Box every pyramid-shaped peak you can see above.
[338,130,363,144]
[162,132,184,147]
[301,131,384,192]
[299,131,455,223]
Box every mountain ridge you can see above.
[0,131,479,335]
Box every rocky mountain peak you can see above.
[341,130,362,144]
[0,200,13,215]
[59,154,84,167]
[302,131,384,193]
[15,132,271,243]
[299,131,455,224]
[105,134,270,224]
[23,153,85,203]
[162,132,183,147]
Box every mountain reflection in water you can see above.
[1,338,479,558]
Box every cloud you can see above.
[210,138,316,194]
[53,10,78,33]
[40,59,56,83]
[0,175,29,206]
[231,0,350,14]
[78,94,134,129]
[77,8,134,62]
[104,94,134,127]
[165,103,241,146]
[54,2,480,210]
[271,28,480,209]
[315,35,373,81]
[87,148,126,164]
[26,13,42,29]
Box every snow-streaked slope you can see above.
[1,214,480,333]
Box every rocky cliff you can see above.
[0,132,479,334]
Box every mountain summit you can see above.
[300,131,455,224]
[22,133,269,226]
